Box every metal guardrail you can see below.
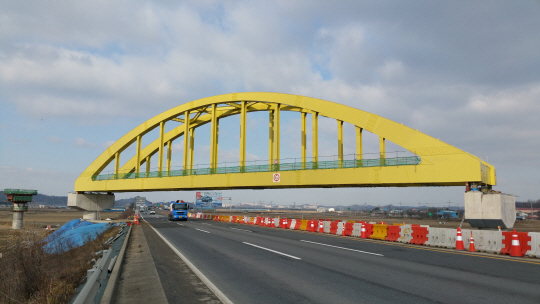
[100,225,132,304]
[70,225,131,304]
[92,155,421,181]
[73,249,113,304]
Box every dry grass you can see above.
[0,209,124,230]
[0,224,121,304]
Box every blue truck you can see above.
[168,200,188,221]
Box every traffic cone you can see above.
[456,227,465,250]
[319,220,324,233]
[510,230,522,257]
[342,222,347,236]
[469,232,476,252]
[361,223,366,238]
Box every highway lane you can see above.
[142,214,540,304]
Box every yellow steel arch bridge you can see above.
[74,92,495,193]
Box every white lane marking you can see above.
[201,223,212,226]
[147,225,233,304]
[195,228,210,233]
[300,240,384,257]
[243,242,301,260]
[229,227,252,233]
[177,223,184,226]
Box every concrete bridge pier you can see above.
[464,191,516,229]
[12,206,24,229]
[68,192,114,221]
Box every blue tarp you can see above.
[43,219,116,254]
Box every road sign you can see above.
[274,159,278,164]
[273,173,280,182]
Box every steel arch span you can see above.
[74,92,495,192]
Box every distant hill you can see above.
[1,192,148,207]
[114,196,150,207]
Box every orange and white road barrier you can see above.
[456,227,465,250]
[360,223,367,238]
[510,230,522,257]
[469,232,476,252]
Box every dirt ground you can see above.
[208,209,540,232]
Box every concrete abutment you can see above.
[68,192,114,220]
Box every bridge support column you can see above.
[12,209,24,229]
[68,193,114,221]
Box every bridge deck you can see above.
[93,156,421,181]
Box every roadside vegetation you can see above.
[0,224,120,304]
[118,203,134,219]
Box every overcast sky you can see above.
[1,1,539,207]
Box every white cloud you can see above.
[466,84,540,115]
[0,1,539,203]
[74,137,97,148]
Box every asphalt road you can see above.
[142,214,540,304]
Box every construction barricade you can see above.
[299,220,309,231]
[484,231,503,254]
[307,220,317,232]
[500,231,530,256]
[460,229,472,251]
[397,225,413,243]
[318,220,324,233]
[336,221,345,235]
[294,220,302,230]
[323,221,332,234]
[385,225,401,242]
[330,221,339,234]
[352,223,362,237]
[424,227,441,247]
[441,228,456,249]
[525,232,540,258]
[409,226,429,245]
[363,223,374,239]
[370,224,388,240]
[284,218,292,229]
[289,219,297,230]
[342,222,354,236]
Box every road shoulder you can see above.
[141,221,222,304]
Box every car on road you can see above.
[150,210,156,215]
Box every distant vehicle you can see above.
[150,210,156,215]
[105,218,112,221]
[169,200,188,221]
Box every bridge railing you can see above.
[91,153,421,181]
